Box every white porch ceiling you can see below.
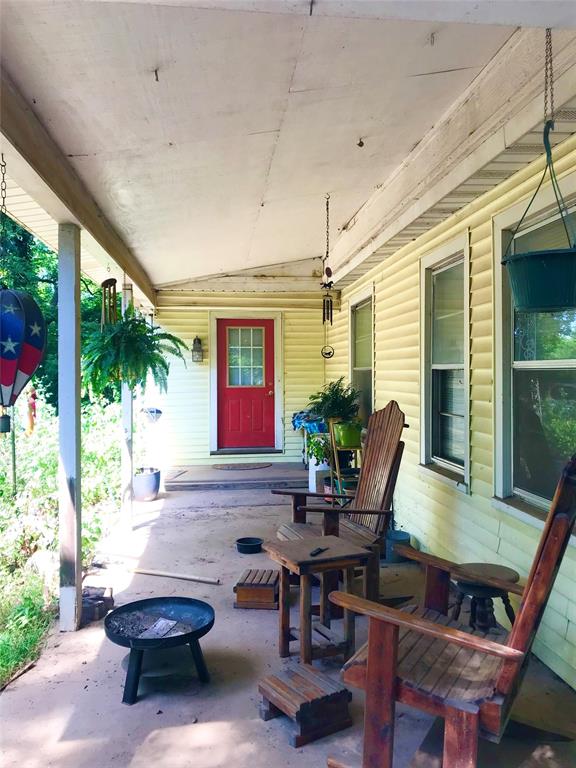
[0,0,519,286]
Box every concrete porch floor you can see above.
[1,487,575,768]
[165,462,308,491]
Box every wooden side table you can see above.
[264,536,372,664]
[451,562,520,630]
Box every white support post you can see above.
[58,223,82,631]
[121,283,134,526]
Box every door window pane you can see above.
[227,326,266,387]
[513,369,576,500]
[432,262,464,365]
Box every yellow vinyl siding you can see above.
[154,294,324,466]
[327,135,576,688]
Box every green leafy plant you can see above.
[82,306,188,397]
[0,397,121,573]
[308,377,361,423]
[0,570,55,687]
[307,434,331,465]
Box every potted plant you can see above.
[82,306,188,396]
[83,307,188,501]
[133,466,162,502]
[307,434,331,492]
[308,377,362,447]
[502,122,576,313]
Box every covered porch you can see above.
[1,2,576,766]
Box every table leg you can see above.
[502,594,516,626]
[122,648,144,705]
[343,567,355,660]
[190,639,210,683]
[365,550,380,602]
[300,573,312,664]
[279,565,291,658]
[320,571,338,628]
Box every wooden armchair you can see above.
[328,456,576,768]
[272,401,406,599]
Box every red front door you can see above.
[217,318,275,449]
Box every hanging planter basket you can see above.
[503,247,576,313]
[502,121,576,313]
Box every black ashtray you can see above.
[236,537,263,554]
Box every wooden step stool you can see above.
[234,569,279,610]
[258,661,352,747]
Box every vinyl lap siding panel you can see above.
[335,138,576,688]
[154,296,324,466]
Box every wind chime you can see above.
[101,276,118,328]
[320,193,335,359]
[0,153,47,438]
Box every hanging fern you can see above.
[82,307,188,397]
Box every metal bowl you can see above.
[104,596,214,650]
[236,537,263,554]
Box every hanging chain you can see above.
[324,193,330,265]
[0,152,7,283]
[544,28,554,123]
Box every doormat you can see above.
[213,463,272,471]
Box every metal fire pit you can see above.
[105,596,215,704]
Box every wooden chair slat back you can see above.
[497,456,576,693]
[349,401,405,533]
[349,442,404,533]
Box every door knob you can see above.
[267,390,273,396]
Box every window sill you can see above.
[492,495,576,548]
[418,463,469,494]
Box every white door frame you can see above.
[209,310,284,452]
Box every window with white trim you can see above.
[509,210,576,504]
[351,297,373,424]
[421,238,469,483]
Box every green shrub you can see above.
[0,398,121,572]
[0,569,54,687]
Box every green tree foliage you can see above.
[0,213,103,408]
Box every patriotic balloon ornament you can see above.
[0,290,46,430]
[0,154,47,433]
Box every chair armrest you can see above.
[271,489,355,501]
[329,592,524,662]
[394,544,524,597]
[299,506,392,516]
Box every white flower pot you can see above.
[309,457,330,493]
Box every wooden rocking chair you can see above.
[272,401,406,599]
[328,455,576,768]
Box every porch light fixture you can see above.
[191,335,203,362]
[502,28,576,313]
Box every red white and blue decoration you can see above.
[1,288,46,411]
